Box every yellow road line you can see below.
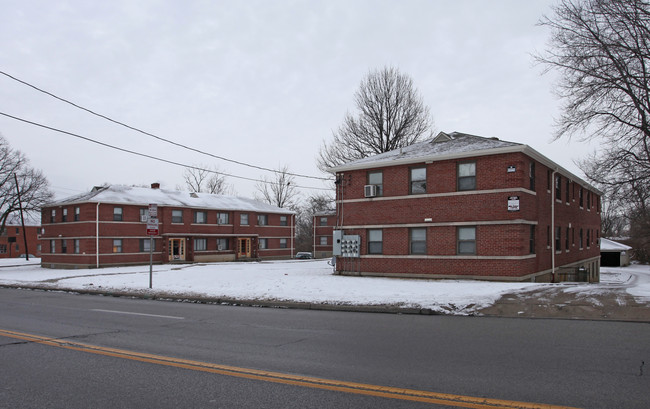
[0,328,579,409]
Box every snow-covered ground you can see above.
[0,258,648,315]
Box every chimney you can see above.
[151,183,160,189]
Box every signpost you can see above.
[147,204,158,288]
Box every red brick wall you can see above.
[0,225,41,258]
[334,151,601,281]
[313,214,335,258]
[41,202,294,268]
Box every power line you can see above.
[0,69,332,182]
[0,111,332,191]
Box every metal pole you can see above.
[149,236,153,289]
[13,173,29,260]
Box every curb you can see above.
[0,284,441,316]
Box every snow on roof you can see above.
[600,238,633,252]
[47,185,295,214]
[329,132,521,171]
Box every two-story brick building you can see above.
[329,132,602,282]
[40,184,295,268]
[313,211,336,258]
[0,214,41,259]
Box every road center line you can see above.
[0,328,578,409]
[91,309,185,320]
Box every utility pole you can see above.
[14,173,29,260]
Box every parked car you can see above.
[295,252,313,259]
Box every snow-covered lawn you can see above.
[0,258,648,314]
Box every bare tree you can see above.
[255,164,299,209]
[0,135,53,231]
[294,193,335,252]
[537,0,650,261]
[181,165,233,195]
[317,66,434,171]
[537,0,650,183]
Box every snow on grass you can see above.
[1,259,649,313]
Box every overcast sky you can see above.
[0,0,597,202]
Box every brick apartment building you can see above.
[313,211,335,258]
[329,132,602,282]
[0,215,41,259]
[40,184,295,268]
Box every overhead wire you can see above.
[0,111,332,191]
[0,70,333,182]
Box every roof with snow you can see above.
[330,132,521,171]
[600,238,633,252]
[328,131,601,194]
[46,185,295,215]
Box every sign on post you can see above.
[147,204,158,289]
[146,218,159,236]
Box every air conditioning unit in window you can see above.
[364,184,377,198]
[140,215,148,223]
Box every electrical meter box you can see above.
[332,231,360,258]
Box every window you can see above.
[410,167,426,194]
[172,210,183,223]
[579,228,584,249]
[555,226,561,252]
[565,227,570,251]
[579,187,584,207]
[113,207,123,221]
[0,244,6,254]
[587,229,591,247]
[547,170,552,191]
[194,211,207,224]
[50,240,56,253]
[555,175,561,201]
[113,239,123,253]
[410,228,426,254]
[257,214,268,225]
[217,212,229,225]
[280,238,287,249]
[240,213,249,225]
[320,217,328,226]
[259,238,268,249]
[529,162,535,191]
[320,236,327,245]
[587,191,591,210]
[457,227,476,254]
[139,239,155,252]
[457,162,476,191]
[367,171,383,196]
[546,225,551,247]
[280,216,288,226]
[74,207,80,221]
[565,180,570,203]
[62,208,68,222]
[61,240,67,254]
[217,238,229,250]
[51,209,56,223]
[368,229,383,254]
[194,238,207,251]
[74,239,80,254]
[530,225,536,254]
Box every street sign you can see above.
[146,218,159,236]
[148,203,158,218]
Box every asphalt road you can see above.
[1,288,648,409]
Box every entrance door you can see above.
[237,238,251,258]
[168,238,185,261]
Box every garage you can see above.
[600,238,632,267]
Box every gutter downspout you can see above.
[312,215,316,258]
[291,213,295,259]
[551,170,557,283]
[96,202,100,268]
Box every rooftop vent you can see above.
[151,183,160,189]
[190,192,199,198]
